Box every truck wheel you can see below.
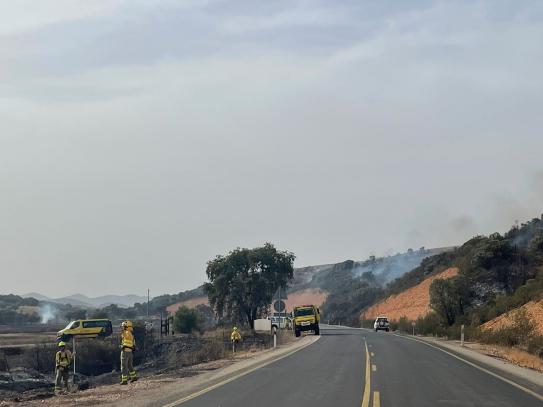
[295,330,301,337]
[386,328,389,332]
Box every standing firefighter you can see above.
[120,320,137,385]
[230,326,241,351]
[54,341,73,394]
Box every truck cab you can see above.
[293,305,320,337]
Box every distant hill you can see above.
[289,247,453,294]
[21,293,148,308]
[22,292,50,302]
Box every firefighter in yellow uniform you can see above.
[231,326,241,343]
[120,321,137,385]
[54,341,73,394]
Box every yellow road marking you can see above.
[162,337,321,406]
[371,352,374,357]
[373,391,381,407]
[361,340,371,407]
[393,334,543,403]
[372,364,377,372]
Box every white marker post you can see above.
[411,321,415,336]
[72,336,77,387]
[461,324,465,347]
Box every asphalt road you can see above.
[174,326,543,407]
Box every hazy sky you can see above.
[2,0,543,298]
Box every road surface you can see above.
[170,326,543,407]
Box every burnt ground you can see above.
[0,328,284,404]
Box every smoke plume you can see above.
[39,304,57,323]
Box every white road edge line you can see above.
[392,333,543,403]
[162,336,321,407]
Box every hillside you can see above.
[166,296,209,314]
[0,295,40,324]
[377,216,543,326]
[21,293,148,308]
[289,247,452,293]
[283,288,328,310]
[481,299,543,336]
[346,215,543,361]
[362,267,459,322]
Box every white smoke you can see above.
[39,304,57,323]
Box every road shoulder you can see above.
[155,334,320,407]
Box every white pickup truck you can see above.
[268,316,291,330]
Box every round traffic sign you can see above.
[273,300,286,312]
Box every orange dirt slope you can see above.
[165,288,328,315]
[361,267,459,322]
[166,297,209,314]
[283,288,328,312]
[481,299,543,336]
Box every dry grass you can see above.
[468,342,543,372]
[0,332,56,347]
[362,267,459,322]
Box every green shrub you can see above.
[391,316,412,333]
[173,306,199,334]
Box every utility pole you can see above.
[147,289,150,318]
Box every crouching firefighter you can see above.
[120,320,137,385]
[54,341,73,394]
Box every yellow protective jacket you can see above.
[56,350,72,369]
[231,330,241,342]
[121,329,136,351]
